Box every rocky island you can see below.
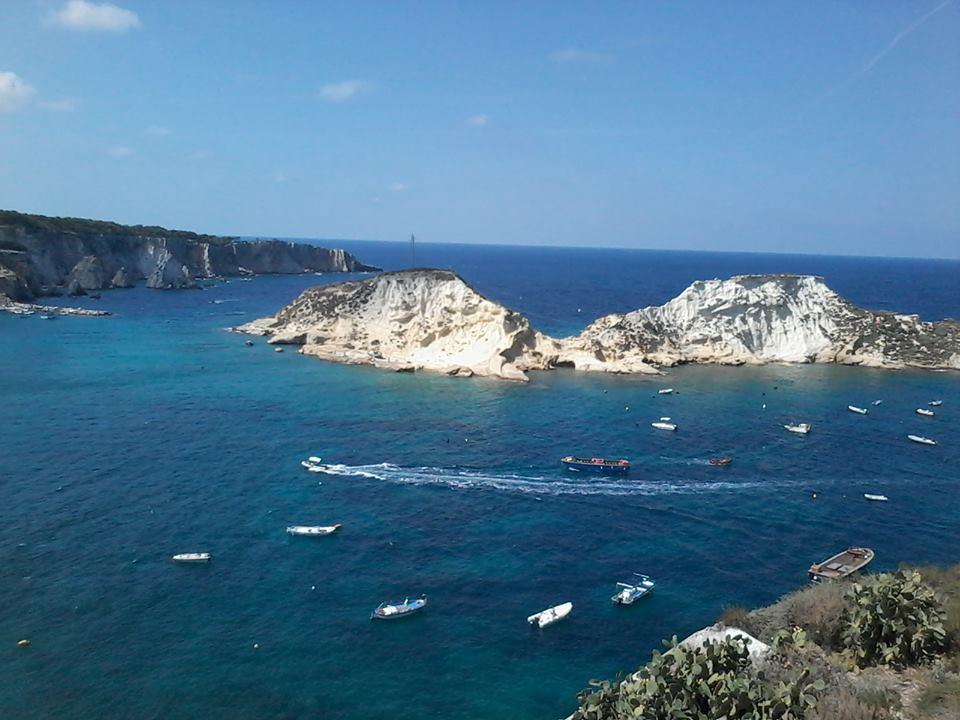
[237,270,960,379]
[0,210,378,308]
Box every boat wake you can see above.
[305,462,763,497]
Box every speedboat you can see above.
[908,435,937,446]
[611,574,655,605]
[527,602,573,628]
[274,347,284,353]
[808,547,874,583]
[172,552,211,563]
[658,388,674,395]
[286,524,341,536]
[371,595,427,620]
[561,456,630,473]
[864,494,888,502]
[784,423,811,434]
[871,400,883,406]
[848,406,868,415]
[709,457,732,466]
[929,400,943,407]
[916,408,935,417]
[651,421,677,431]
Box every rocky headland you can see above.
[237,270,960,380]
[0,209,378,304]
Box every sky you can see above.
[1,1,958,258]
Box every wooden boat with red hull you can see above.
[808,547,874,583]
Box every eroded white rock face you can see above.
[558,275,960,371]
[235,271,960,380]
[236,269,558,381]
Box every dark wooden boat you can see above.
[709,457,732,466]
[561,456,630,474]
[808,547,874,583]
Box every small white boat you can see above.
[527,602,573,628]
[658,388,674,395]
[929,400,943,407]
[864,494,888,502]
[274,347,284,353]
[651,422,677,431]
[908,435,937,446]
[848,406,868,415]
[916,408,935,417]
[286,524,341,536]
[172,552,211,563]
[784,423,811,434]
[307,456,322,463]
[612,574,655,605]
[871,400,883,406]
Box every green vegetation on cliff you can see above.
[0,209,231,244]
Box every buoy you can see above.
[253,643,259,649]
[624,406,629,411]
[17,639,30,647]
[812,493,817,499]
[311,585,316,591]
[762,404,766,410]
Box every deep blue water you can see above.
[2,244,959,720]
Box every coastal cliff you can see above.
[237,269,558,381]
[0,209,378,302]
[237,270,960,378]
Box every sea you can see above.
[2,243,959,720]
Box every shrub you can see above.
[841,570,947,669]
[572,635,824,720]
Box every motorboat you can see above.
[784,423,811,434]
[527,602,573,628]
[561,456,630,473]
[274,347,284,353]
[172,552,211,563]
[611,574,655,605]
[929,400,943,407]
[916,408,935,417]
[651,421,677,431]
[908,435,937,446]
[658,388,674,395]
[709,457,733,466]
[286,524,341,536]
[864,494,888,502]
[371,595,427,620]
[871,400,883,406]
[808,547,874,583]
[848,406,868,415]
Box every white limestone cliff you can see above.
[235,271,960,379]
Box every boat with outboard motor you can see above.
[709,457,732,466]
[371,595,428,620]
[527,602,573,628]
[286,524,341,536]
[611,574,655,605]
[916,408,935,417]
[908,435,937,446]
[864,494,888,502]
[561,456,630,473]
[172,552,211,563]
[848,405,868,415]
[808,547,874,583]
[784,423,811,434]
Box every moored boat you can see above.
[929,400,943,407]
[871,400,883,406]
[864,494,888,502]
[561,456,630,473]
[908,434,937,446]
[286,524,341,536]
[527,601,573,628]
[651,421,677,431]
[848,405,868,415]
[658,388,674,395]
[709,457,732,466]
[808,547,874,583]
[784,423,811,434]
[916,408,935,417]
[611,574,655,605]
[371,595,428,620]
[172,552,211,563]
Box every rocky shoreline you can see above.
[0,209,379,303]
[236,269,960,380]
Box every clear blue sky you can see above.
[1,1,958,258]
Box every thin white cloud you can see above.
[146,125,173,136]
[389,182,409,192]
[549,47,613,64]
[319,79,370,103]
[466,114,490,127]
[106,145,134,158]
[0,71,36,113]
[39,98,78,112]
[48,1,141,32]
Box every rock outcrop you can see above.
[0,209,379,301]
[236,269,559,381]
[236,271,960,380]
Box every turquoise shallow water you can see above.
[1,245,959,719]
